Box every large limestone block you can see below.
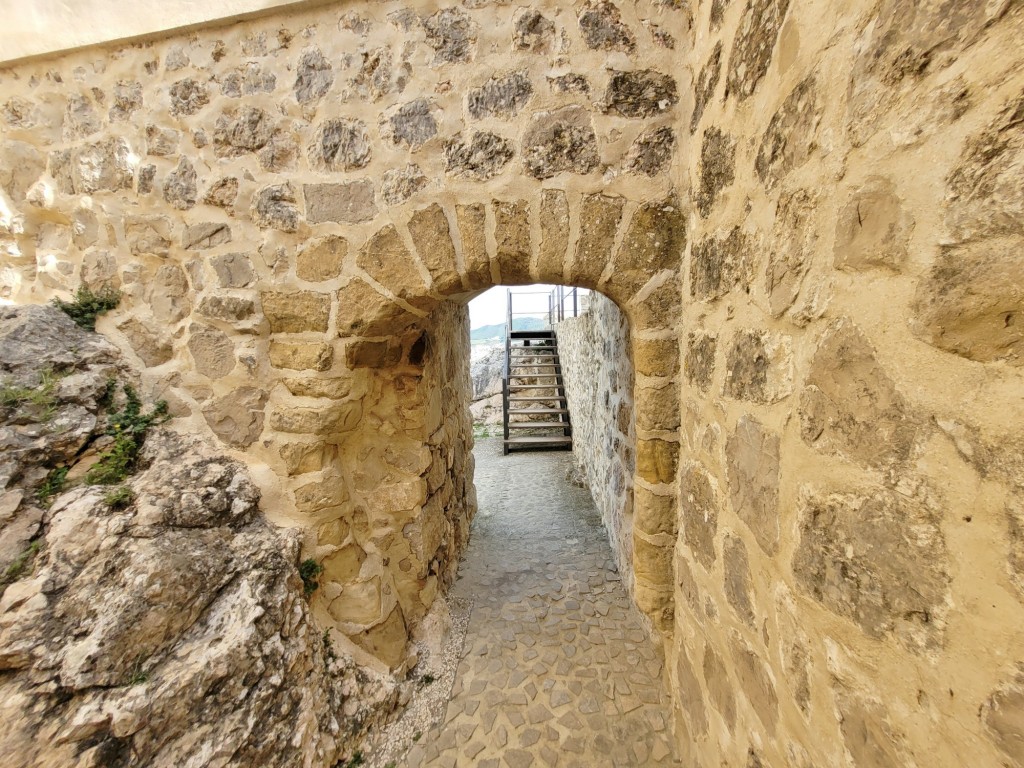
[725,415,780,555]
[304,181,377,225]
[408,204,461,294]
[296,235,347,282]
[793,487,949,651]
[356,225,427,300]
[537,189,569,282]
[696,127,736,218]
[723,533,755,628]
[188,324,236,379]
[834,177,914,272]
[729,634,779,736]
[268,341,333,371]
[983,664,1024,767]
[522,106,599,179]
[269,401,362,435]
[572,194,624,287]
[634,486,676,537]
[607,197,685,299]
[630,274,681,330]
[456,203,492,289]
[337,279,420,337]
[634,337,680,378]
[680,461,718,570]
[725,0,792,101]
[722,329,792,405]
[294,474,350,519]
[636,439,678,484]
[493,200,531,284]
[201,387,267,448]
[260,290,331,334]
[353,604,408,670]
[799,320,917,467]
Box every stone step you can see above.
[508,396,567,403]
[507,408,569,415]
[503,436,573,446]
[506,422,569,429]
[507,385,565,391]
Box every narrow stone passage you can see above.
[405,438,679,768]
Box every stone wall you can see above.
[556,293,636,594]
[671,1,1024,766]
[0,0,685,675]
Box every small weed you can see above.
[341,752,364,768]
[322,629,337,662]
[35,466,69,506]
[52,286,121,331]
[103,485,135,509]
[412,732,421,743]
[385,763,396,768]
[299,558,324,597]
[98,377,118,409]
[126,658,150,686]
[0,368,60,419]
[85,385,169,485]
[419,673,436,687]
[2,540,41,584]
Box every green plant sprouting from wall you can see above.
[52,286,121,331]
[2,540,41,586]
[0,367,60,419]
[85,385,168,485]
[299,558,324,597]
[35,467,69,505]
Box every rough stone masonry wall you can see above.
[0,0,687,675]
[671,1,1024,766]
[556,293,636,594]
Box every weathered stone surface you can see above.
[537,189,569,281]
[297,234,347,282]
[548,73,590,94]
[64,95,100,139]
[211,252,255,288]
[308,118,371,171]
[260,291,330,334]
[213,106,274,157]
[203,177,239,208]
[168,77,209,115]
[703,644,737,732]
[946,91,1024,242]
[794,487,949,649]
[573,194,624,285]
[725,0,792,101]
[578,1,636,52]
[634,486,676,537]
[636,386,680,430]
[382,98,437,149]
[444,132,515,180]
[983,664,1024,766]
[723,329,792,404]
[674,644,709,736]
[150,264,190,323]
[202,386,267,448]
[603,70,678,119]
[1009,497,1024,598]
[197,296,257,325]
[145,124,179,156]
[457,203,491,289]
[493,200,531,285]
[631,274,681,329]
[729,635,779,735]
[800,320,917,467]
[690,226,750,302]
[163,156,197,210]
[468,71,533,120]
[346,339,403,368]
[608,197,685,298]
[0,141,44,202]
[251,183,299,232]
[522,106,599,180]
[337,279,419,337]
[304,181,377,224]
[118,317,173,367]
[635,337,679,378]
[834,177,914,272]
[513,10,555,51]
[188,324,235,379]
[835,690,911,768]
[637,439,678,485]
[294,47,333,104]
[125,214,173,257]
[696,127,736,218]
[755,76,819,190]
[623,127,676,176]
[282,376,355,400]
[356,225,427,301]
[0,426,397,767]
[110,79,142,122]
[80,249,120,292]
[269,401,362,435]
[269,341,333,371]
[66,138,131,195]
[912,238,1024,366]
[408,204,461,294]
[381,164,428,205]
[182,222,231,250]
[680,461,718,570]
[691,42,723,133]
[352,48,394,102]
[766,189,816,317]
[723,533,755,627]
[423,8,475,64]
[726,416,780,556]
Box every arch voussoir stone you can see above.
[407,203,464,296]
[493,199,532,285]
[356,224,429,302]
[571,193,626,289]
[456,203,493,290]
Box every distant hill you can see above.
[470,316,547,343]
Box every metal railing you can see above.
[548,286,588,325]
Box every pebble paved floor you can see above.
[405,437,680,768]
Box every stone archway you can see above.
[260,194,686,669]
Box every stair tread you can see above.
[504,436,573,444]
[508,396,567,402]
[508,408,569,414]
[507,422,569,429]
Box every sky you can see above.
[468,285,590,329]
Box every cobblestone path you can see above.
[406,438,680,768]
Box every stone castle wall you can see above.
[1,0,1023,765]
[556,293,636,594]
[670,1,1024,766]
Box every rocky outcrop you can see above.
[0,306,399,767]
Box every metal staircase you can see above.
[501,290,573,455]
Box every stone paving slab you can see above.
[406,438,680,768]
